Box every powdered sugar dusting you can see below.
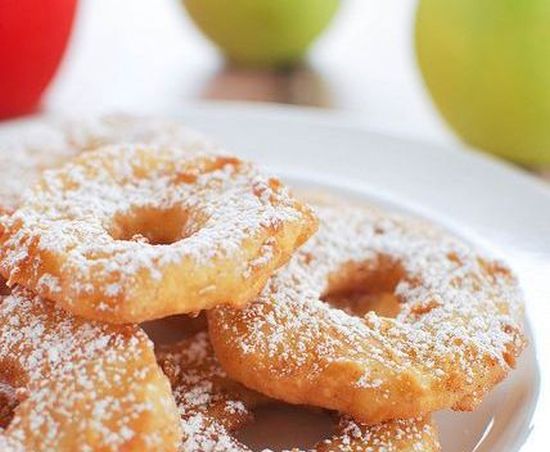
[318,415,439,451]
[0,288,179,450]
[0,144,315,322]
[0,121,76,214]
[0,288,140,384]
[157,331,439,451]
[0,114,217,214]
[157,332,255,451]
[209,203,527,419]
[62,113,217,154]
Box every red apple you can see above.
[0,0,77,119]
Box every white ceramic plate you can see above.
[171,103,547,452]
[4,102,547,451]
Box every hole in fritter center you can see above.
[321,255,405,318]
[141,313,207,346]
[110,205,202,245]
[236,404,334,451]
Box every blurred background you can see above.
[1,0,549,172]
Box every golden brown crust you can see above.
[0,288,181,451]
[208,203,526,424]
[0,114,216,214]
[0,144,317,324]
[157,331,440,451]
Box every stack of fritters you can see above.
[0,116,526,452]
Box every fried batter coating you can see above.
[0,144,317,323]
[208,204,526,424]
[0,113,214,214]
[157,331,440,451]
[0,288,181,451]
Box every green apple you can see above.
[184,0,340,67]
[416,0,550,165]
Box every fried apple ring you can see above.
[0,287,181,451]
[157,331,440,451]
[62,113,216,154]
[0,114,213,214]
[0,144,317,324]
[208,203,526,425]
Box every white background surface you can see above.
[46,0,456,146]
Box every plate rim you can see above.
[174,101,548,452]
